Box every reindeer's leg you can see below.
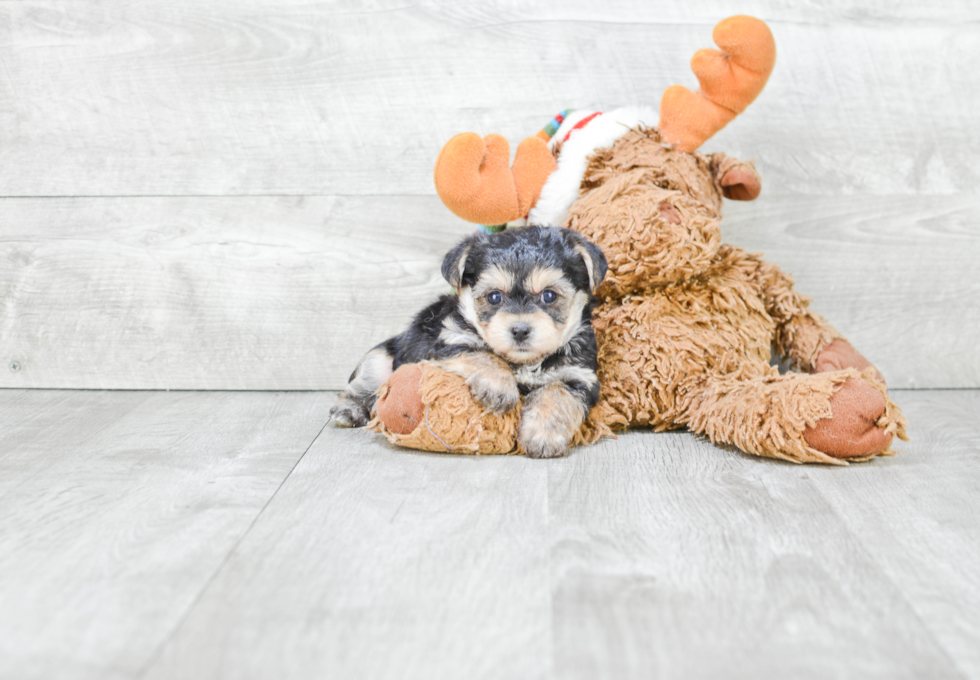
[742,250,886,381]
[752,260,840,371]
[686,369,908,464]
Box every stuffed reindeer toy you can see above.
[364,15,908,464]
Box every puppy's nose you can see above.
[510,324,532,342]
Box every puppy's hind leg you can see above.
[329,345,394,427]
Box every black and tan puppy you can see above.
[329,226,608,458]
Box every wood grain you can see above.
[0,195,461,390]
[131,389,980,679]
[0,2,976,196]
[2,0,977,391]
[1,193,976,390]
[0,389,976,679]
[545,424,965,679]
[0,389,333,680]
[806,391,980,679]
[142,422,553,680]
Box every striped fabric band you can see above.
[536,109,575,141]
[478,224,508,234]
[480,108,601,231]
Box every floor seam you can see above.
[133,416,332,679]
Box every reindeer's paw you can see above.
[815,339,885,383]
[804,377,904,459]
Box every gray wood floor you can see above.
[1,388,977,680]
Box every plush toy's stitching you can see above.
[424,403,455,453]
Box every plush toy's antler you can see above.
[659,15,776,152]
[433,133,556,225]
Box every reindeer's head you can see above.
[554,16,776,297]
[433,16,776,296]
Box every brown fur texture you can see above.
[573,128,907,461]
[377,126,908,464]
[571,129,723,297]
[431,352,521,414]
[370,363,521,455]
[371,362,611,454]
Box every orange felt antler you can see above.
[434,133,556,225]
[659,15,776,152]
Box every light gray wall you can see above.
[2,1,977,389]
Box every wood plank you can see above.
[0,389,334,680]
[139,390,979,679]
[0,2,976,196]
[806,390,980,679]
[0,195,463,390]
[0,390,155,471]
[546,390,973,679]
[0,389,975,679]
[1,193,976,390]
[142,422,553,680]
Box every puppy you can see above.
[329,225,608,458]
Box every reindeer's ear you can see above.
[711,153,762,201]
[565,230,608,292]
[441,233,484,290]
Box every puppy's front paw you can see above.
[466,371,520,415]
[518,383,587,459]
[519,426,570,459]
[329,399,370,428]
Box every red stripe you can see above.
[562,111,603,143]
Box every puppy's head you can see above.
[442,226,607,364]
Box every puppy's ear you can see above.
[441,232,484,290]
[566,231,608,292]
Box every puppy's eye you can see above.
[540,289,558,304]
[486,291,503,305]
